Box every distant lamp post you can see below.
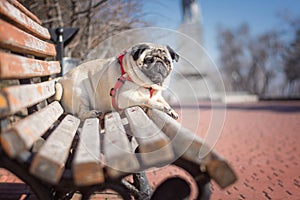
[49,27,79,75]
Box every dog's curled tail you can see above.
[49,79,63,102]
[53,82,63,101]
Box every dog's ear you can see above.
[131,44,150,61]
[166,45,179,62]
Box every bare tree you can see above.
[20,0,146,60]
[247,31,283,95]
[283,17,300,96]
[217,24,249,92]
[218,24,284,96]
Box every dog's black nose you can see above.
[156,61,168,77]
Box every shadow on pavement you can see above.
[0,183,37,200]
[173,101,300,113]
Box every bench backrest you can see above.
[0,0,67,182]
[0,0,61,118]
[0,1,104,186]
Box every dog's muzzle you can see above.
[155,61,168,77]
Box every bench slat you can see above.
[0,19,56,58]
[73,118,104,186]
[124,106,174,167]
[0,0,50,40]
[0,101,63,157]
[148,109,237,189]
[30,115,80,184]
[0,52,60,79]
[0,80,56,117]
[8,0,42,25]
[104,112,139,178]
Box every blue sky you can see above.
[142,0,300,64]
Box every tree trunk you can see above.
[53,0,63,27]
[85,0,93,51]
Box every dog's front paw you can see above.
[80,110,102,120]
[164,107,179,120]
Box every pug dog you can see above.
[55,43,179,120]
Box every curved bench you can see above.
[0,1,237,199]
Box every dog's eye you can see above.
[144,57,152,64]
[164,58,171,65]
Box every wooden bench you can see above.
[0,1,237,199]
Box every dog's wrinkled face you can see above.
[131,44,179,85]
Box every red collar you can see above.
[149,87,154,98]
[118,53,126,75]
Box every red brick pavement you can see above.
[1,101,300,199]
[208,101,300,200]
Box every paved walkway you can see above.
[145,101,300,200]
[1,101,300,199]
[210,101,300,200]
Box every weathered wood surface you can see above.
[0,101,63,157]
[125,106,174,167]
[30,115,80,184]
[104,112,139,178]
[0,80,56,117]
[0,52,60,79]
[73,118,104,186]
[0,19,56,58]
[7,0,42,25]
[0,0,50,40]
[148,109,237,188]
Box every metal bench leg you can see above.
[133,171,152,200]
